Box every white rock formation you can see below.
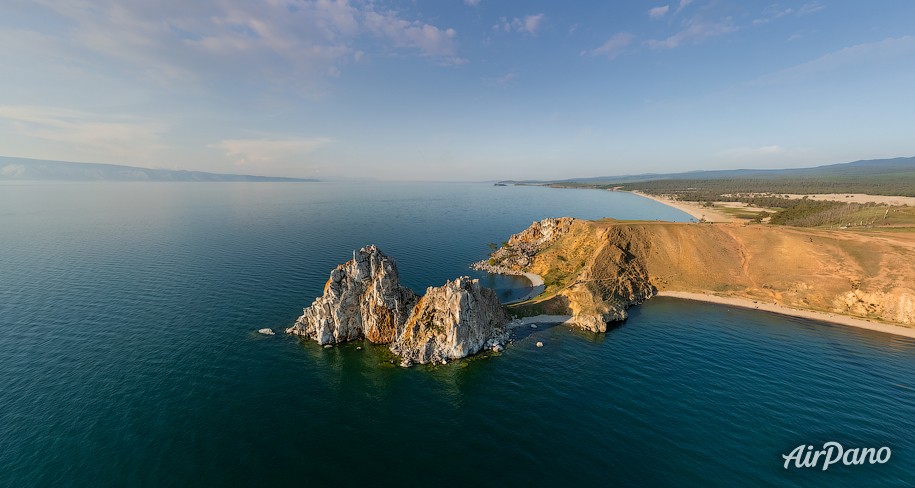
[391,277,509,364]
[287,246,508,364]
[286,245,417,345]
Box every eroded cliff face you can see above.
[488,218,915,330]
[286,246,507,364]
[392,277,509,364]
[475,218,654,331]
[557,226,656,332]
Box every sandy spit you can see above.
[629,191,736,223]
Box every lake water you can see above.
[1,182,914,487]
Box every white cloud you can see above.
[649,5,670,20]
[752,6,794,25]
[464,0,481,6]
[582,33,635,59]
[645,18,737,49]
[0,105,166,163]
[494,14,545,35]
[757,36,915,83]
[675,0,694,14]
[753,2,825,25]
[18,0,462,94]
[210,137,332,166]
[523,14,545,34]
[363,9,459,57]
[798,2,826,15]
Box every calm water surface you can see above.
[1,182,913,487]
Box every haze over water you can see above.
[1,182,914,487]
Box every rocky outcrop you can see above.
[834,289,915,325]
[475,218,653,331]
[287,246,508,364]
[286,245,417,345]
[392,277,509,365]
[471,217,574,274]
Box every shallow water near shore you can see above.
[2,182,914,487]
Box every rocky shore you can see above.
[475,217,655,332]
[287,246,509,365]
[470,217,574,275]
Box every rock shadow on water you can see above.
[508,320,566,341]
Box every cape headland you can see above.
[286,245,508,366]
[289,217,915,366]
[479,217,915,337]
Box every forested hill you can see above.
[505,157,915,197]
[0,156,317,182]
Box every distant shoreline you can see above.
[657,291,915,339]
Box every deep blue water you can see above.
[1,182,914,487]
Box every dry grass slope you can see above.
[514,220,915,327]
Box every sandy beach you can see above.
[630,190,736,222]
[504,272,545,304]
[508,292,915,339]
[658,291,915,339]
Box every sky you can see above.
[1,0,914,181]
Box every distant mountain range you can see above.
[0,156,317,182]
[501,156,915,185]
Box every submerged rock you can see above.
[288,246,508,364]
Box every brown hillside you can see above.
[497,219,915,330]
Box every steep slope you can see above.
[286,245,417,344]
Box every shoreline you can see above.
[504,272,545,304]
[629,190,735,223]
[657,291,915,339]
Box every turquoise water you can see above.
[1,182,914,487]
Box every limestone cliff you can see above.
[287,246,507,364]
[488,218,915,330]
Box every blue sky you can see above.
[1,0,914,180]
